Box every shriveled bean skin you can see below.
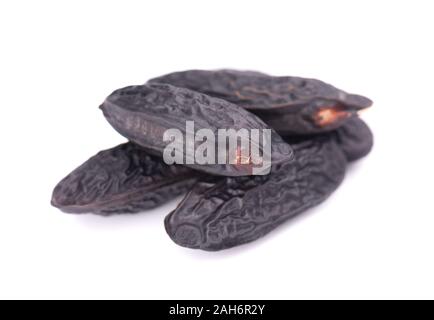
[283,117,373,162]
[51,142,198,215]
[100,83,293,176]
[333,117,373,162]
[148,69,372,135]
[164,135,347,251]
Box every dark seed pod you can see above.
[164,135,347,251]
[282,117,374,162]
[333,117,374,162]
[100,83,293,176]
[51,142,198,215]
[148,69,372,134]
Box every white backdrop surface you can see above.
[0,0,433,299]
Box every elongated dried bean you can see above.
[283,117,374,162]
[333,117,373,161]
[100,83,293,176]
[51,142,198,215]
[149,69,372,134]
[164,135,346,251]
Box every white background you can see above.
[1,0,433,299]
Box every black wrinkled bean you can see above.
[51,142,198,215]
[282,117,374,162]
[333,117,374,161]
[149,69,372,135]
[164,135,346,251]
[100,83,293,176]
